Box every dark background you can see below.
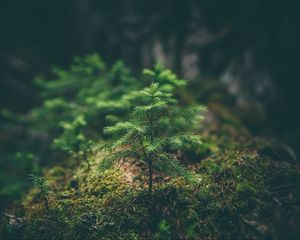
[1,0,300,156]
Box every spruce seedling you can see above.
[53,115,92,169]
[100,78,203,197]
[28,174,50,210]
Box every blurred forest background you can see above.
[0,0,300,208]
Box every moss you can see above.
[3,142,294,240]
[1,81,300,239]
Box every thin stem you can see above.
[147,116,154,198]
[84,151,90,171]
[41,186,49,210]
[148,158,153,198]
[138,135,153,197]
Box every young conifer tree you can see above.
[53,115,93,170]
[28,174,50,210]
[100,67,204,197]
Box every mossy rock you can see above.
[2,143,298,240]
[1,61,300,239]
[2,102,300,239]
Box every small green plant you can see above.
[80,140,94,170]
[53,115,93,169]
[28,174,50,210]
[100,67,204,197]
[28,54,139,167]
[155,219,171,239]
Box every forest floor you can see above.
[1,102,300,240]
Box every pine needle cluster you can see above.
[100,65,205,196]
[28,174,50,210]
[28,55,206,196]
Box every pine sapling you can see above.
[78,139,94,170]
[53,115,92,170]
[100,77,204,198]
[28,174,50,210]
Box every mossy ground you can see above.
[1,98,300,240]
